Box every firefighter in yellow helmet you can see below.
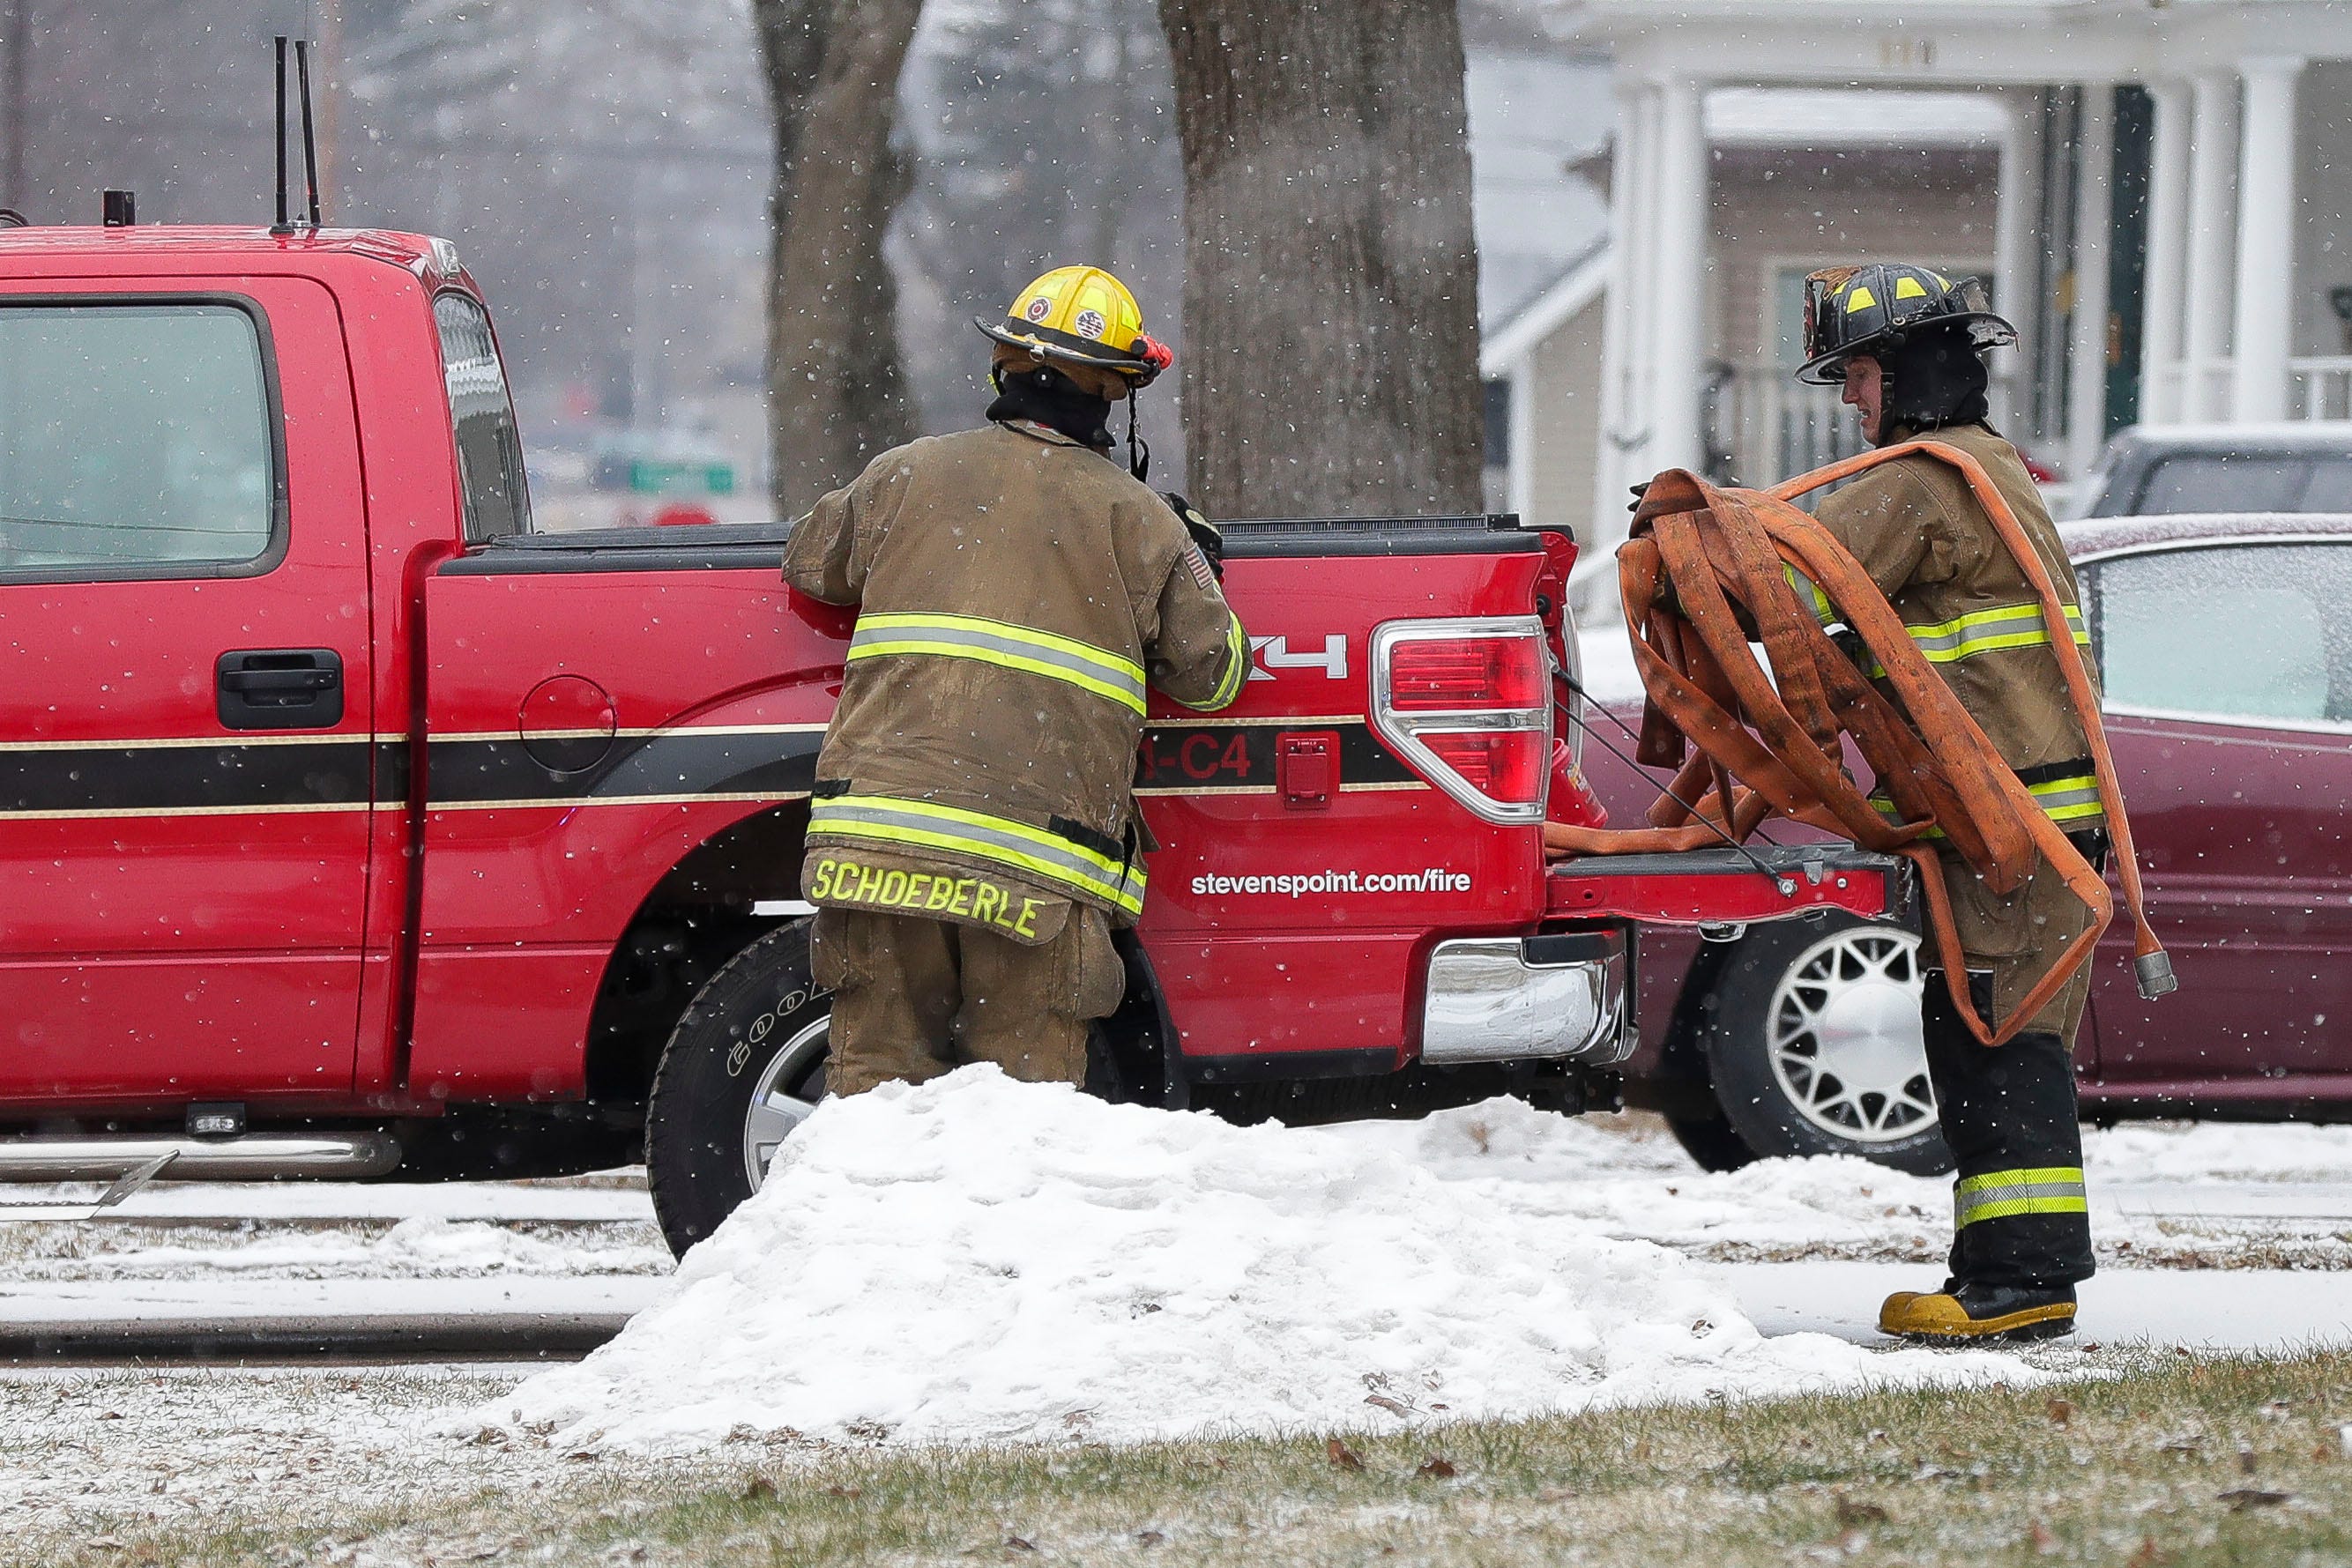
[782,265,1247,1096]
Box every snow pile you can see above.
[2086,1121,2352,1185]
[484,1069,2031,1455]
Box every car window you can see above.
[2130,454,2308,516]
[2296,459,2352,511]
[2088,543,2352,724]
[435,293,532,542]
[0,302,277,576]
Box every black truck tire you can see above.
[1697,914,1955,1177]
[645,921,834,1259]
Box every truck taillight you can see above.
[1386,636,1546,710]
[1370,616,1552,826]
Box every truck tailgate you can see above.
[1546,844,1905,926]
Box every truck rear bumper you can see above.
[1420,929,1627,1066]
[1544,843,1905,927]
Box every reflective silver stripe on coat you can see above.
[808,795,1146,913]
[846,613,1148,715]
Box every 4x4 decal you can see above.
[1248,634,1348,681]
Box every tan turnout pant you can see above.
[812,906,1127,1096]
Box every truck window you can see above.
[2130,453,2305,516]
[0,301,277,576]
[435,293,532,541]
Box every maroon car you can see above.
[1593,511,2352,1173]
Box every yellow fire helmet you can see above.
[976,265,1173,388]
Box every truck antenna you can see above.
[295,38,323,227]
[270,36,291,234]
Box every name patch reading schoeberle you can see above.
[808,854,1053,939]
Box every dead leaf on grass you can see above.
[1834,1497,1889,1526]
[1417,1456,1457,1479]
[1365,1393,1413,1417]
[1327,1438,1365,1472]
[1003,1533,1038,1552]
[2126,1535,2167,1567]
[1135,1530,1165,1547]
[2218,1489,2292,1511]
[741,1475,777,1502]
[2046,1399,2075,1427]
[2029,1520,2059,1554]
[823,1483,862,1499]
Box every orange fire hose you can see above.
[1544,440,2173,1047]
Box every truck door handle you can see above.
[217,648,345,730]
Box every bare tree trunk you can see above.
[755,0,924,516]
[1156,0,1485,518]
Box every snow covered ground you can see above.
[4,1080,2348,1542]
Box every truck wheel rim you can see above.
[741,1017,830,1191]
[1763,925,1936,1145]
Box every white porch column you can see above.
[1991,92,2039,433]
[1648,75,1709,478]
[2230,55,2304,423]
[2139,80,2192,424]
[1589,80,1655,568]
[2065,88,2115,480]
[2182,71,2239,420]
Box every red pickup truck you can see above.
[0,222,1899,1254]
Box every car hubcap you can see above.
[1765,925,1937,1144]
[740,1016,830,1190]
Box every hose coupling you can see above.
[2135,950,2178,1000]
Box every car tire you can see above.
[1697,914,1955,1177]
[1662,1109,1760,1173]
[645,922,833,1259]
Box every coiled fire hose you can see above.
[1544,440,2175,1047]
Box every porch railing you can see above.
[1705,364,1866,492]
[2143,357,2352,425]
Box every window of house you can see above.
[0,302,278,576]
[435,293,533,542]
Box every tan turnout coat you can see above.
[1811,420,2106,1037]
[783,420,1247,939]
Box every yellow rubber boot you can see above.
[1879,1282,2077,1342]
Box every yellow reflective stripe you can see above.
[1784,564,1837,628]
[1175,611,1249,713]
[1956,1165,2084,1194]
[1865,602,2089,677]
[849,613,1148,716]
[1954,1165,2088,1229]
[2028,775,2104,823]
[1960,1195,2091,1223]
[809,794,1145,915]
[1868,774,2101,836]
[850,638,1145,715]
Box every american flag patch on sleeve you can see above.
[1181,543,1216,590]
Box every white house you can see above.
[1478,0,2352,613]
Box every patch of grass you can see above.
[23,1348,2352,1567]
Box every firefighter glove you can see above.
[1163,492,1224,580]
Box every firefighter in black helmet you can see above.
[1794,263,2114,1343]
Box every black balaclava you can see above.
[1876,320,1991,442]
[986,364,1115,451]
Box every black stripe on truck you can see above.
[0,720,1407,818]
